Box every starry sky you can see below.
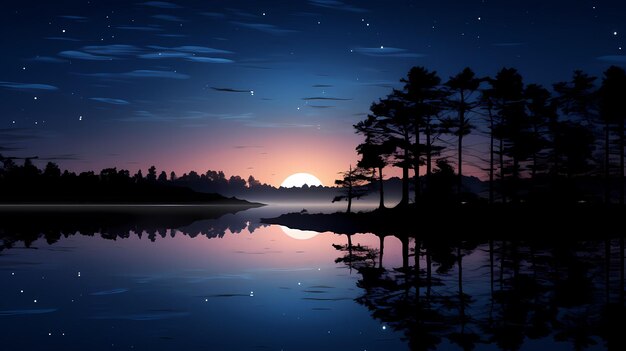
[1,0,624,186]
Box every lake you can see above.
[0,205,623,350]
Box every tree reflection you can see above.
[0,206,258,251]
[333,235,625,351]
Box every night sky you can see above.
[1,0,624,186]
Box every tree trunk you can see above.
[400,144,410,206]
[489,106,495,204]
[500,137,506,203]
[619,122,624,205]
[347,165,353,213]
[414,124,421,203]
[605,121,611,204]
[378,235,385,269]
[458,245,465,322]
[458,91,465,196]
[378,166,385,209]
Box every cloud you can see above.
[59,15,89,21]
[353,47,425,58]
[45,37,82,42]
[128,70,189,79]
[139,52,190,59]
[117,110,209,122]
[152,14,184,22]
[116,26,163,32]
[89,70,190,80]
[308,105,335,108]
[89,97,130,105]
[0,128,44,141]
[217,113,254,120]
[231,21,298,35]
[142,1,181,9]
[29,56,68,63]
[39,154,81,161]
[0,82,58,91]
[82,44,142,56]
[59,50,113,61]
[312,84,333,88]
[597,55,626,63]
[211,87,252,93]
[233,145,262,149]
[309,0,368,13]
[186,57,234,63]
[303,96,351,101]
[149,45,233,54]
[158,34,188,38]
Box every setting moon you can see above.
[280,173,323,188]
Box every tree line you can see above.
[341,65,626,209]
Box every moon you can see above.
[279,226,320,240]
[280,173,323,188]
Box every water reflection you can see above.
[0,207,624,350]
[333,234,625,350]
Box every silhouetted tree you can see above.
[146,165,157,182]
[444,67,481,196]
[333,165,369,213]
[599,66,626,204]
[401,66,446,200]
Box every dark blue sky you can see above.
[1,0,624,185]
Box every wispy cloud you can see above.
[231,21,298,35]
[139,52,190,59]
[45,37,82,42]
[233,145,263,149]
[59,50,113,61]
[89,97,130,105]
[152,14,184,22]
[308,105,335,108]
[187,57,233,63]
[303,96,351,101]
[312,84,333,88]
[597,55,626,63]
[29,56,68,63]
[353,47,425,58]
[148,45,233,54]
[211,87,253,93]
[39,153,81,161]
[88,70,190,80]
[59,15,89,21]
[116,26,163,32]
[309,0,368,13]
[82,44,142,56]
[0,82,58,91]
[117,110,209,122]
[218,112,254,120]
[142,1,181,9]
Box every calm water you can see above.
[0,205,624,351]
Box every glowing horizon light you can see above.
[279,226,320,240]
[280,173,323,188]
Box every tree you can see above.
[401,66,446,201]
[158,171,168,182]
[248,175,261,188]
[333,165,369,213]
[146,165,157,182]
[444,67,481,196]
[170,171,177,181]
[43,162,61,178]
[524,84,553,179]
[369,94,415,206]
[490,68,528,203]
[599,66,626,204]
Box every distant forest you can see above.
[337,65,626,209]
[0,157,343,203]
